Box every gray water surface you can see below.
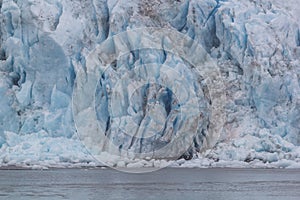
[0,168,299,200]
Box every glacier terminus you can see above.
[0,0,299,169]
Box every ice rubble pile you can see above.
[0,0,299,168]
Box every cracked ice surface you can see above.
[0,0,300,168]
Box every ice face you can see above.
[71,27,225,168]
[0,0,299,168]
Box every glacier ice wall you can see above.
[0,0,299,167]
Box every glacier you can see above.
[0,0,299,169]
